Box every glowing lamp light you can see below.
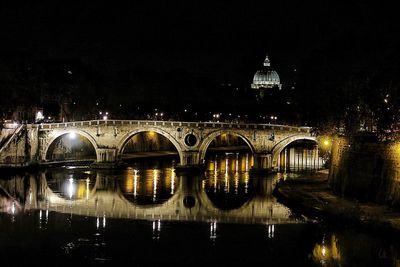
[323,140,330,146]
[103,115,108,121]
[68,132,77,139]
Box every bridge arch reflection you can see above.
[120,166,179,206]
[1,166,300,225]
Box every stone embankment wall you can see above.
[0,126,38,166]
[329,136,400,207]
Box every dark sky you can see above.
[1,1,398,85]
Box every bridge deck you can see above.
[30,119,311,133]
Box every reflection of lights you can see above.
[235,158,239,173]
[11,202,16,214]
[152,220,161,240]
[86,178,90,200]
[225,158,229,175]
[267,224,275,238]
[210,221,217,239]
[244,173,249,194]
[171,168,175,195]
[224,172,229,193]
[245,154,249,172]
[68,178,74,199]
[234,173,239,195]
[214,169,218,193]
[153,169,159,202]
[29,189,32,204]
[39,210,42,229]
[96,217,100,229]
[322,247,326,257]
[103,215,106,228]
[68,132,77,139]
[133,169,138,197]
[66,166,78,169]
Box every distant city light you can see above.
[35,111,44,122]
[103,115,108,121]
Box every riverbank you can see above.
[273,170,400,235]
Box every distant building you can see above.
[251,54,282,98]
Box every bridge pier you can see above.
[91,148,121,168]
[175,151,204,174]
[251,153,273,174]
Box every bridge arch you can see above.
[271,135,317,168]
[199,130,255,162]
[117,128,184,163]
[43,129,99,161]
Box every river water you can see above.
[0,153,399,266]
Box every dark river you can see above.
[0,153,399,266]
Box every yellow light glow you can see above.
[323,140,330,146]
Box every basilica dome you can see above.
[251,55,282,90]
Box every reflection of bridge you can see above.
[0,120,315,171]
[0,173,301,225]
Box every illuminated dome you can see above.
[251,54,282,90]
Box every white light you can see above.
[68,178,74,199]
[103,115,108,121]
[11,202,15,214]
[68,132,77,139]
[36,111,44,122]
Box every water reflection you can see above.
[45,169,95,200]
[204,153,254,210]
[2,157,400,266]
[0,156,295,225]
[311,229,400,267]
[121,166,177,205]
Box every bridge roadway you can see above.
[0,119,316,171]
[0,173,301,225]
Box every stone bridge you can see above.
[0,119,315,171]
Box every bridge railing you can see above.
[31,120,311,133]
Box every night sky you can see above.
[1,1,398,84]
[1,1,399,126]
